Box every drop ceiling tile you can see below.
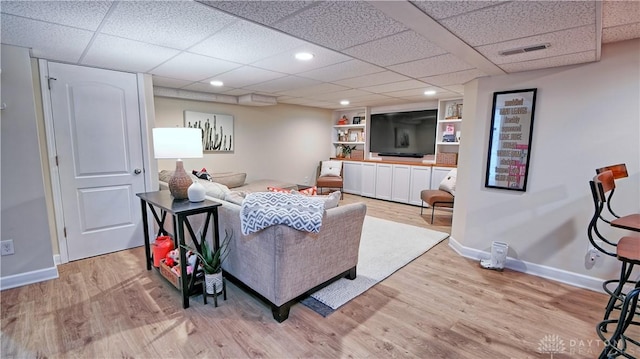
[603,1,640,28]
[243,76,321,93]
[603,23,640,43]
[478,25,596,65]
[441,85,465,94]
[222,89,254,96]
[379,88,433,98]
[298,60,384,82]
[0,0,111,30]
[277,83,349,98]
[440,1,596,46]
[312,89,373,102]
[361,79,430,94]
[348,93,399,102]
[182,82,234,94]
[0,14,93,63]
[151,52,241,82]
[333,71,412,88]
[389,53,474,78]
[500,51,596,73]
[251,44,351,74]
[152,76,194,89]
[411,1,507,20]
[101,1,236,50]
[198,0,314,26]
[82,34,181,73]
[274,1,407,50]
[343,30,447,66]
[189,20,305,63]
[420,69,488,86]
[203,66,287,88]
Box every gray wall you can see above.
[1,45,56,283]
[452,39,640,289]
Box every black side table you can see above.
[137,191,221,308]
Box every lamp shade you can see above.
[152,128,203,159]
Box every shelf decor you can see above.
[485,88,537,191]
[184,110,234,152]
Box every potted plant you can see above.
[342,145,356,158]
[183,229,232,294]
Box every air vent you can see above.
[499,43,550,56]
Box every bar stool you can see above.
[595,163,629,221]
[589,171,640,325]
[597,286,640,358]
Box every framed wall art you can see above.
[184,110,234,152]
[485,88,537,191]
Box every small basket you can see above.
[436,152,458,165]
[159,259,181,289]
[350,149,364,160]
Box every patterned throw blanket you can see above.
[240,192,325,235]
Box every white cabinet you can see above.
[361,162,376,198]
[435,98,462,165]
[409,166,432,205]
[342,161,362,195]
[374,163,392,200]
[391,164,411,203]
[431,167,453,190]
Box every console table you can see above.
[137,190,221,308]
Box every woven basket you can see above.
[350,149,364,160]
[436,152,458,165]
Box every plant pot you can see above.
[204,272,223,295]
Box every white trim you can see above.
[39,59,69,264]
[0,266,59,291]
[447,236,606,294]
[53,254,61,265]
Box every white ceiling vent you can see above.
[499,43,551,56]
[238,94,278,106]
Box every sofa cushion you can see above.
[211,172,247,188]
[292,190,340,209]
[158,170,231,200]
[224,191,248,205]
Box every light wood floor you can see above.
[1,194,615,358]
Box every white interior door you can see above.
[47,62,145,261]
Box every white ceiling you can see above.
[1,1,638,110]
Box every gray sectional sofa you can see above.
[158,173,367,321]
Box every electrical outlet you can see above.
[1,239,15,256]
[587,246,600,262]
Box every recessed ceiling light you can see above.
[295,52,314,61]
[340,100,350,106]
[424,90,436,96]
[209,80,224,87]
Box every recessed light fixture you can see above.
[295,52,314,61]
[424,90,436,96]
[340,100,350,106]
[209,80,224,87]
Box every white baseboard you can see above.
[53,254,61,265]
[0,265,59,291]
[447,236,605,294]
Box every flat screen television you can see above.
[369,109,437,158]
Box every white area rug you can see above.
[302,216,449,316]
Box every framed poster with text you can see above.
[485,88,537,191]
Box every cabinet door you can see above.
[375,163,393,200]
[391,165,411,203]
[361,162,376,198]
[342,161,362,195]
[409,166,432,205]
[431,167,453,190]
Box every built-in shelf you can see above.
[333,141,365,145]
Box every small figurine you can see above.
[337,115,349,125]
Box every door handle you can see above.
[134,168,142,175]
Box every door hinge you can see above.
[47,76,57,90]
[63,227,67,238]
[55,155,59,166]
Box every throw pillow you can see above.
[267,186,292,194]
[439,168,457,196]
[319,160,342,177]
[298,186,317,196]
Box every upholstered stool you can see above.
[420,189,454,224]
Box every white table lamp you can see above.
[152,128,205,201]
